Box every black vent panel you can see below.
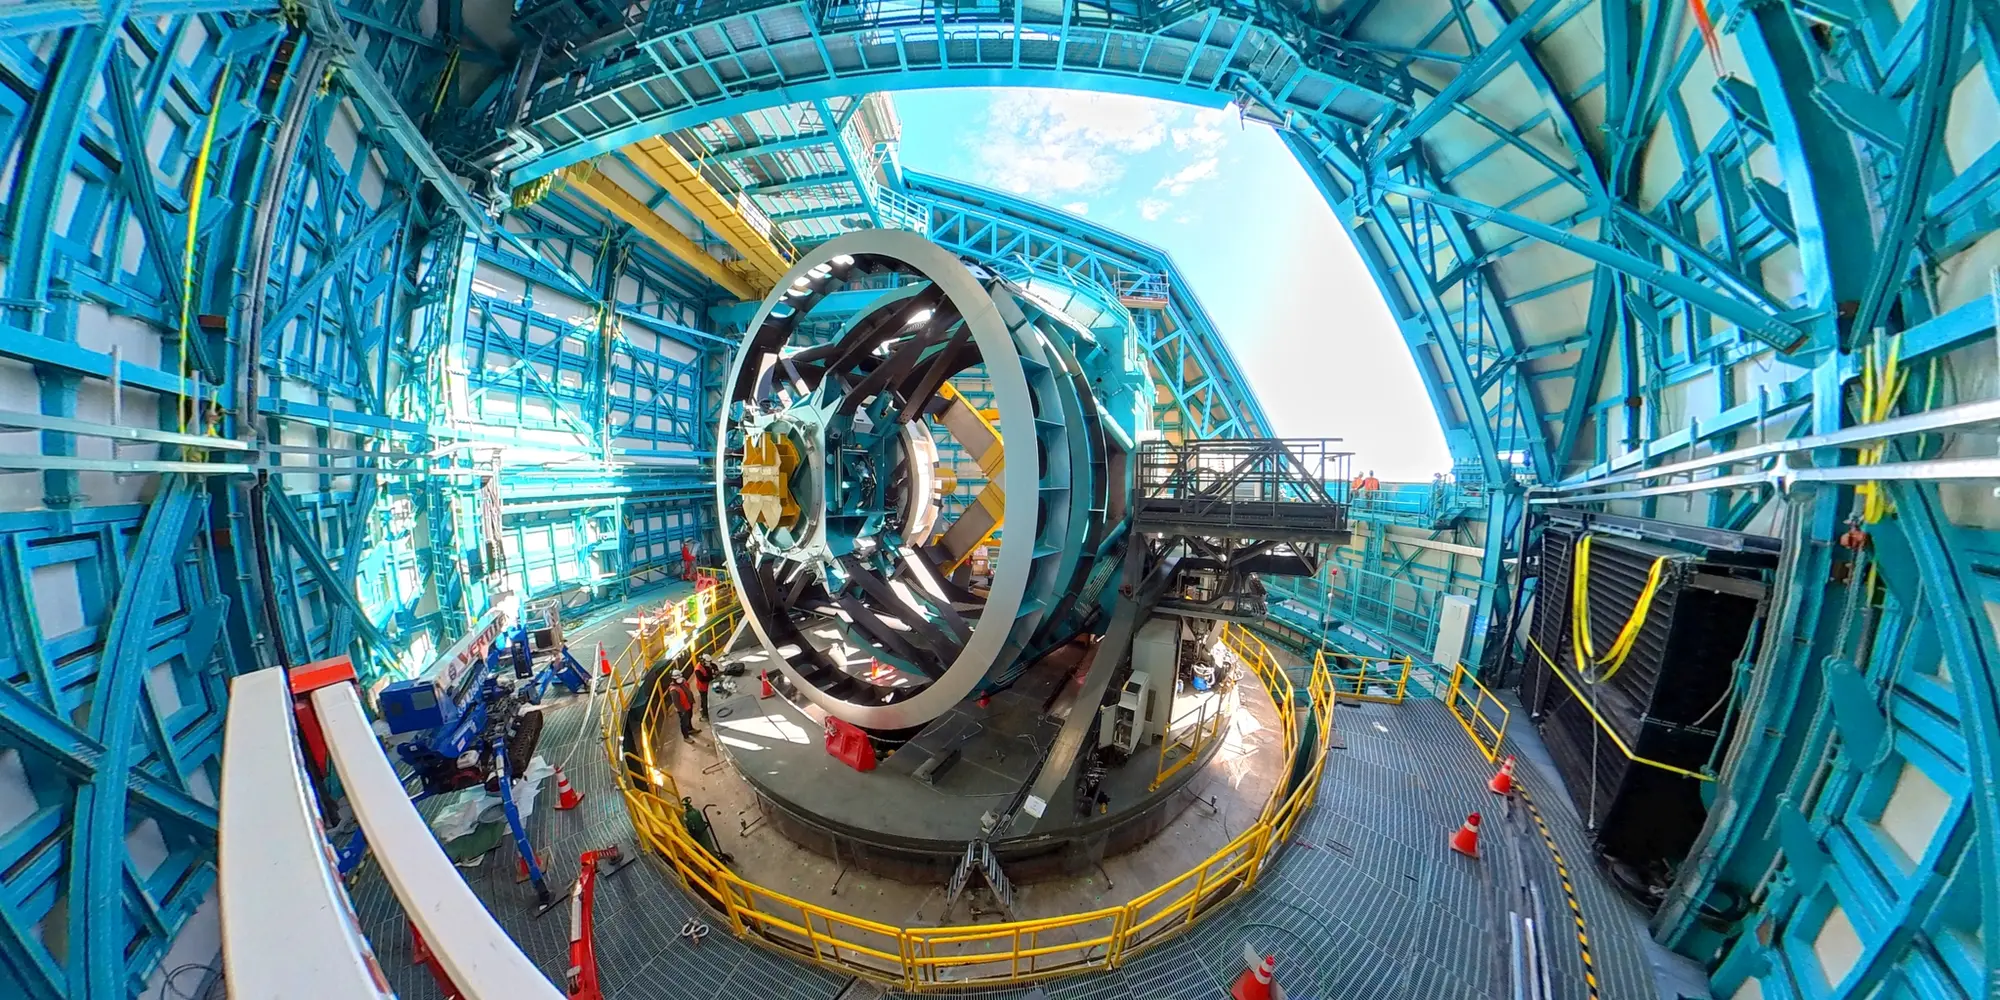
[1518,512,1774,902]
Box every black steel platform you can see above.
[711,638,1239,883]
[348,591,1670,1000]
[1131,438,1353,544]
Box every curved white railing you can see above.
[219,668,390,999]
[218,666,563,999]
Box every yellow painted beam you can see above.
[559,165,762,301]
[626,137,796,287]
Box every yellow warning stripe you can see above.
[1520,788,1601,1000]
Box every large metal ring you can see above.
[716,231,1063,731]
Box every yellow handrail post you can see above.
[1240,825,1267,892]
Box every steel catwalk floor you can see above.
[348,593,1668,999]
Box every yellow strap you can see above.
[430,47,459,115]
[1528,635,1714,782]
[1854,334,1906,524]
[178,65,232,434]
[1570,534,1668,684]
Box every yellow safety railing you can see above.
[598,589,1337,990]
[1150,696,1227,792]
[1443,661,1509,763]
[1316,650,1413,704]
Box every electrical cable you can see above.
[1698,619,1763,777]
[559,643,609,771]
[1690,617,1759,731]
[159,962,219,1000]
[1853,333,1908,524]
[1862,577,1924,772]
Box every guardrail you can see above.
[1267,565,1490,657]
[1151,695,1227,791]
[623,573,735,668]
[1443,662,1509,762]
[599,586,1335,989]
[1317,650,1414,704]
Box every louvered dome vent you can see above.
[1520,511,1778,907]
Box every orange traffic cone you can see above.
[1230,948,1277,1000]
[1450,812,1482,858]
[1488,756,1516,796]
[596,643,612,677]
[554,765,584,810]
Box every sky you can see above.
[892,88,1453,483]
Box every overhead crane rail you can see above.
[556,162,766,299]
[624,136,800,284]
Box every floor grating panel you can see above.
[347,597,1667,999]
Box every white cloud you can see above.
[1156,158,1219,196]
[1170,107,1231,154]
[1062,202,1090,215]
[971,91,1173,195]
[1139,198,1171,221]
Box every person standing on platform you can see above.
[672,671,700,743]
[691,656,713,720]
[680,539,697,581]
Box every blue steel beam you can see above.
[486,4,1998,992]
[744,171,860,196]
[906,170,1272,440]
[300,0,489,230]
[67,475,201,1000]
[1374,0,1568,161]
[0,1,274,37]
[472,0,1724,479]
[1383,183,1810,352]
[704,131,836,161]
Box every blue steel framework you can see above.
[908,170,1273,441]
[0,2,1994,999]
[0,4,713,996]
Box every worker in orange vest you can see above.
[691,656,714,720]
[671,671,700,743]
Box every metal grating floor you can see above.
[348,596,1663,1000]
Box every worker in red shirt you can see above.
[691,656,713,720]
[671,670,700,743]
[680,539,696,581]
